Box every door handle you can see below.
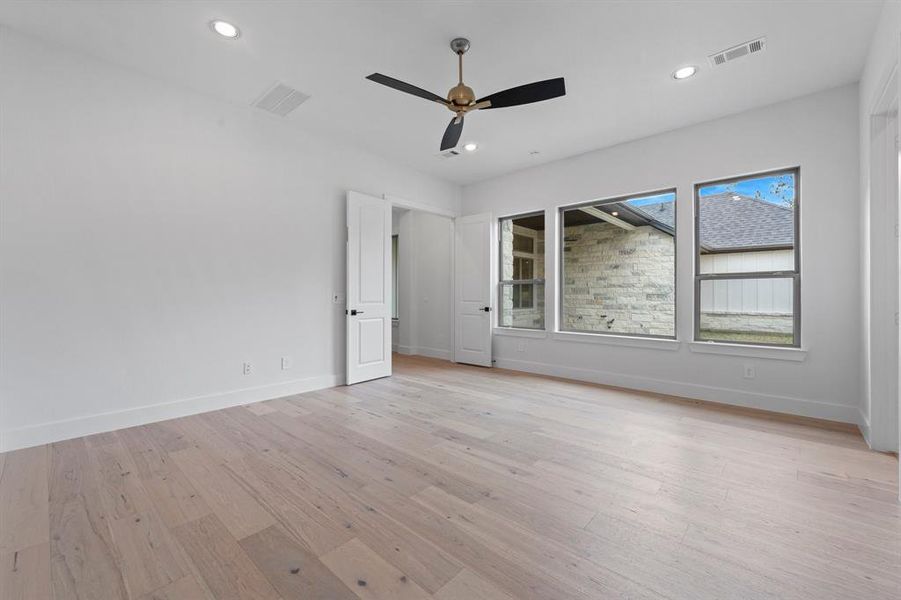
[482,306,491,312]
[349,309,364,316]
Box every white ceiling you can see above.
[0,1,883,185]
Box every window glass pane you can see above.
[513,233,534,253]
[513,257,533,280]
[499,283,544,328]
[561,191,676,337]
[698,277,795,345]
[698,172,795,274]
[499,213,545,329]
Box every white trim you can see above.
[386,194,457,218]
[494,327,548,339]
[493,357,857,424]
[0,374,341,453]
[857,406,872,447]
[396,345,452,361]
[688,341,808,362]
[552,331,680,351]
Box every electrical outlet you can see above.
[517,341,526,352]
[281,356,292,370]
[743,364,756,379]
[243,362,253,376]
[332,291,345,304]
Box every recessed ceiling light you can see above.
[672,65,697,80]
[463,142,478,152]
[210,20,240,39]
[611,211,619,217]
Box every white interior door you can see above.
[346,191,392,384]
[454,213,493,366]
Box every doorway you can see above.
[391,205,454,361]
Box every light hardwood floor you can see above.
[1,354,899,599]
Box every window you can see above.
[499,212,545,329]
[391,234,399,319]
[560,190,676,338]
[695,168,799,347]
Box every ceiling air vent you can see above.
[708,37,766,67]
[253,82,310,117]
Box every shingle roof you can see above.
[624,193,793,252]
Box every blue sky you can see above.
[699,173,795,205]
[623,174,795,207]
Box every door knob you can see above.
[482,306,491,312]
[350,309,364,315]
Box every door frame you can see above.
[864,65,900,457]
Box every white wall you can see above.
[394,210,454,360]
[463,84,861,425]
[858,0,901,452]
[0,28,460,451]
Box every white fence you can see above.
[699,250,793,315]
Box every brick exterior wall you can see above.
[562,222,675,337]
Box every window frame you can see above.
[497,210,546,331]
[693,167,801,348]
[557,188,678,341]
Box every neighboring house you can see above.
[503,193,794,339]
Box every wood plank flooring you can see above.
[1,354,899,599]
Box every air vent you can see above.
[437,149,461,159]
[253,82,310,117]
[708,37,766,67]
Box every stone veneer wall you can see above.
[700,312,793,334]
[502,220,787,336]
[562,222,675,336]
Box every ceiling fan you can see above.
[366,38,566,151]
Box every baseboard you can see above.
[493,357,859,425]
[857,407,872,447]
[396,345,451,361]
[0,373,341,453]
[411,346,452,360]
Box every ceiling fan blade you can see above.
[477,77,565,109]
[366,73,447,104]
[440,116,464,151]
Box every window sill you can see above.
[552,331,680,351]
[493,327,548,339]
[688,341,807,362]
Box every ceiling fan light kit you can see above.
[366,37,566,151]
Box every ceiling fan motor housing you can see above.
[448,83,475,108]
